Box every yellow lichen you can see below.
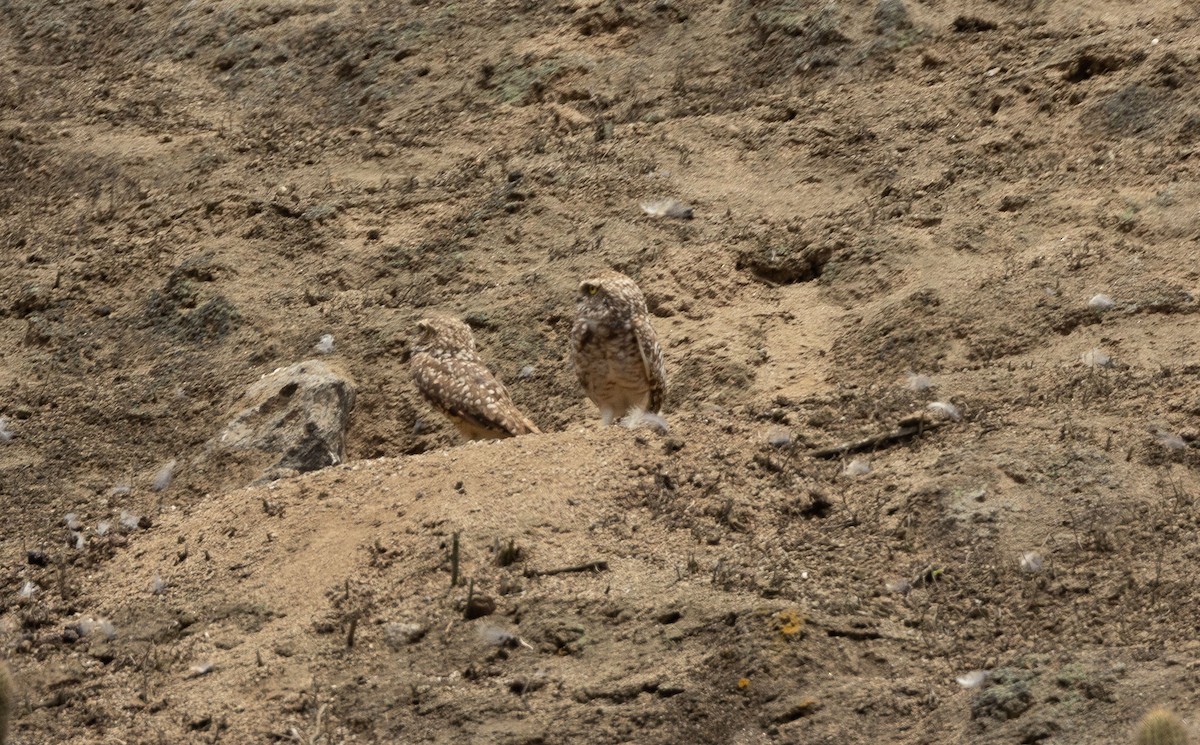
[773,609,806,638]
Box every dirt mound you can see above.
[2,0,1200,741]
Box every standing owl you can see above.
[570,270,668,424]
[410,316,541,440]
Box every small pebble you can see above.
[1081,348,1113,369]
[1088,293,1115,311]
[384,622,427,648]
[464,594,497,620]
[1153,429,1187,450]
[478,625,521,648]
[152,459,178,492]
[906,373,933,392]
[956,670,990,688]
[844,459,871,477]
[314,334,335,354]
[77,618,117,640]
[186,663,215,678]
[119,511,141,532]
[620,410,670,433]
[927,401,961,421]
[1019,551,1043,573]
[640,198,694,220]
[767,429,793,448]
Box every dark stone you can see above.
[875,0,910,32]
[464,594,496,620]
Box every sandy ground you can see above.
[2,0,1200,741]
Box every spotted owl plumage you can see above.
[570,270,668,424]
[410,316,541,440]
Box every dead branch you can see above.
[524,560,609,578]
[807,418,945,460]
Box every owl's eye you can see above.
[587,286,598,295]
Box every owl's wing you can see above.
[413,356,540,437]
[632,315,668,414]
[569,318,595,393]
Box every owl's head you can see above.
[413,316,477,357]
[576,270,644,316]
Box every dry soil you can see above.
[2,0,1200,742]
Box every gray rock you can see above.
[970,668,1035,721]
[210,360,355,481]
[875,0,911,32]
[384,622,427,649]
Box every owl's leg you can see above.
[600,406,616,426]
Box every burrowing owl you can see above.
[570,270,668,424]
[410,316,541,440]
